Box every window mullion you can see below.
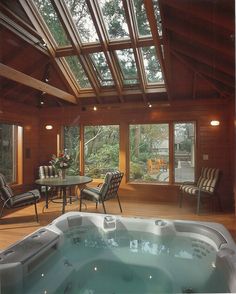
[87,0,124,102]
[122,0,147,102]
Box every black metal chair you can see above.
[80,171,124,214]
[0,173,41,222]
[179,167,221,214]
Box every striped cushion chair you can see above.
[39,165,59,179]
[0,173,41,222]
[80,171,124,214]
[179,167,221,214]
[38,165,62,202]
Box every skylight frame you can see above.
[33,0,72,48]
[89,52,115,87]
[63,55,92,90]
[22,0,166,101]
[141,46,164,85]
[63,0,100,44]
[96,0,130,41]
[114,48,140,86]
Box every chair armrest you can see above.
[97,182,103,187]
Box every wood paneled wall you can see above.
[38,98,235,212]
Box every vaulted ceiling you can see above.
[0,0,235,109]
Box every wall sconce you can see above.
[45,125,53,130]
[210,120,220,126]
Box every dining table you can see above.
[35,175,92,214]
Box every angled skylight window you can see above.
[89,53,114,86]
[98,0,130,40]
[132,0,151,37]
[115,49,139,85]
[33,0,71,47]
[64,56,92,89]
[141,46,163,84]
[64,0,99,43]
[152,0,162,36]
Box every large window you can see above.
[63,126,80,175]
[0,123,22,183]
[84,125,119,178]
[129,122,196,183]
[174,122,195,182]
[129,124,169,182]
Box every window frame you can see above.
[127,121,196,184]
[0,123,23,184]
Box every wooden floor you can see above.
[0,197,236,250]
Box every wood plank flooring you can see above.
[0,197,236,250]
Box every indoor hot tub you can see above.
[0,212,236,293]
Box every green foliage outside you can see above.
[0,124,15,182]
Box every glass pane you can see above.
[129,124,169,182]
[63,126,80,175]
[152,0,162,36]
[132,0,151,36]
[142,46,163,83]
[84,125,119,179]
[98,0,129,40]
[90,52,114,86]
[64,0,99,43]
[174,123,195,182]
[0,124,17,183]
[64,56,92,89]
[33,0,71,47]
[115,49,138,85]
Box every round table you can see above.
[35,176,92,214]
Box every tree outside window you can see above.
[129,124,169,182]
[84,125,119,178]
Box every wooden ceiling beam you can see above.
[0,11,49,56]
[87,0,124,102]
[0,63,77,104]
[19,0,80,98]
[54,0,102,103]
[122,0,147,103]
[144,0,170,100]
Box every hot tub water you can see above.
[0,212,235,294]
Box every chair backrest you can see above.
[0,173,14,207]
[39,165,59,179]
[100,171,124,201]
[197,167,221,193]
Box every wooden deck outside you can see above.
[0,198,236,250]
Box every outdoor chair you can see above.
[39,165,60,195]
[80,171,124,214]
[179,167,221,214]
[0,173,41,222]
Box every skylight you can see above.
[115,49,139,85]
[64,56,92,89]
[64,0,99,43]
[89,52,114,86]
[33,0,71,47]
[98,0,130,40]
[132,0,151,37]
[141,46,163,84]
[28,0,165,98]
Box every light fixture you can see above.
[93,106,97,111]
[148,102,152,108]
[45,125,53,130]
[210,120,220,126]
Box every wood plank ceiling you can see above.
[0,0,235,109]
